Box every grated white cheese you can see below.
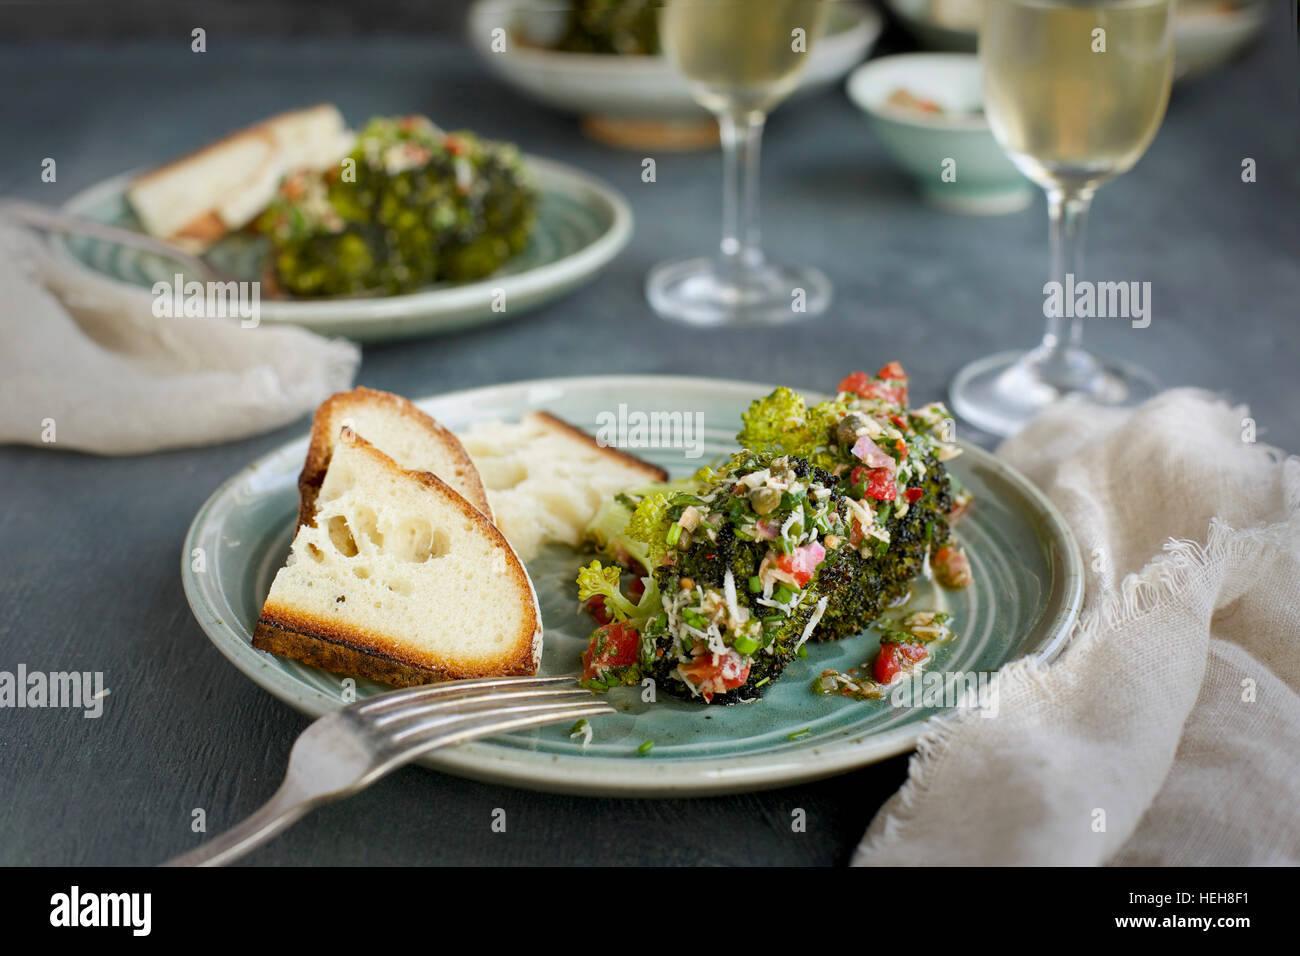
[569,719,593,749]
[794,596,830,652]
[756,593,800,617]
[723,569,741,625]
[706,625,728,656]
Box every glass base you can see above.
[646,256,831,326]
[949,346,1161,438]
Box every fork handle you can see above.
[0,198,222,282]
[161,781,316,867]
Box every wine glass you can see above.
[949,0,1175,437]
[647,0,832,326]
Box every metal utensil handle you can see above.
[161,781,314,868]
[0,197,222,281]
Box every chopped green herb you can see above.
[681,609,708,629]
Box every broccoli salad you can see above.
[574,363,975,704]
[258,115,536,297]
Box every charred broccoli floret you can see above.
[554,0,661,55]
[259,115,536,297]
[575,363,973,705]
[578,453,849,702]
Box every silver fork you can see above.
[0,198,231,284]
[162,676,612,867]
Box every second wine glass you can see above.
[647,0,832,326]
[950,0,1175,437]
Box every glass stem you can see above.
[717,110,766,280]
[1038,186,1095,385]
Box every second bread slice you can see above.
[298,387,492,527]
[255,428,542,686]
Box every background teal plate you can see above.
[182,376,1083,796]
[56,157,633,343]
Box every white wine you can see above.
[660,0,829,115]
[981,0,1174,191]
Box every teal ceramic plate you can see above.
[56,157,633,343]
[182,376,1083,796]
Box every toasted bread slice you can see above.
[458,411,668,562]
[254,428,541,686]
[127,103,353,250]
[298,387,492,528]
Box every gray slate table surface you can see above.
[0,16,1296,865]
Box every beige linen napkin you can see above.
[854,389,1300,866]
[0,223,359,455]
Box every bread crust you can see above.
[525,410,669,483]
[252,612,537,687]
[127,103,341,246]
[257,429,541,685]
[130,122,276,190]
[171,211,229,247]
[298,387,493,528]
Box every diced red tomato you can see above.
[901,644,928,662]
[677,649,751,703]
[842,380,902,406]
[850,464,896,501]
[873,644,902,683]
[890,414,908,430]
[581,622,640,681]
[443,134,466,155]
[905,487,924,504]
[837,363,909,406]
[873,641,928,684]
[933,545,973,589]
[774,541,827,587]
[837,371,873,396]
[865,467,896,501]
[877,361,907,381]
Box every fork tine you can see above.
[367,687,598,731]
[383,700,617,764]
[354,675,574,716]
[388,698,615,745]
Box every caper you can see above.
[835,413,870,447]
[749,486,782,515]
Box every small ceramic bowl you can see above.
[469,0,883,149]
[846,53,1033,215]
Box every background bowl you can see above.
[846,53,1033,215]
[469,0,883,148]
[882,0,1268,81]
